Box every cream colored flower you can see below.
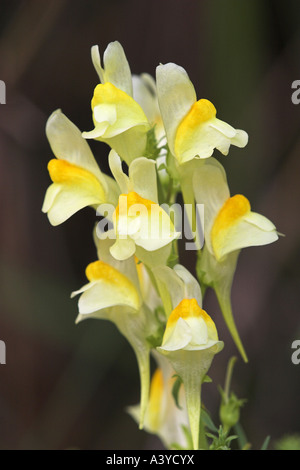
[156,63,248,164]
[107,151,180,264]
[157,297,223,450]
[151,265,223,449]
[83,42,151,164]
[193,158,279,262]
[72,237,161,429]
[128,353,190,449]
[42,110,118,225]
[194,158,279,362]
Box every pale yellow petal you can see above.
[211,195,278,260]
[46,109,103,180]
[90,83,149,139]
[74,260,140,314]
[174,100,248,163]
[91,42,133,96]
[42,159,106,225]
[156,63,197,155]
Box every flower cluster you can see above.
[42,41,279,450]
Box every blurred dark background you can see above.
[0,0,299,450]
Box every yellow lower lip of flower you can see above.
[115,191,155,217]
[167,298,212,326]
[91,82,149,138]
[48,158,106,201]
[114,191,176,237]
[86,259,129,284]
[166,298,219,345]
[86,260,140,308]
[174,99,216,157]
[211,194,251,260]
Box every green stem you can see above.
[184,371,202,450]
[224,356,238,402]
[215,287,248,363]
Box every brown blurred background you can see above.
[0,0,299,450]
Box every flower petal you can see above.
[193,158,230,253]
[86,83,149,139]
[46,109,103,180]
[174,100,248,163]
[42,159,106,225]
[211,195,278,261]
[91,42,133,96]
[159,317,192,351]
[213,209,279,261]
[156,63,197,156]
[129,157,158,203]
[73,260,141,314]
[113,192,180,257]
[108,150,131,194]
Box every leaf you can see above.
[260,435,271,450]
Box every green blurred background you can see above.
[0,0,299,450]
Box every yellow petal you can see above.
[168,298,212,326]
[77,260,141,313]
[113,191,179,253]
[91,42,133,96]
[211,194,250,260]
[166,299,219,346]
[211,195,278,260]
[147,368,164,431]
[86,259,135,289]
[88,82,149,139]
[42,159,106,225]
[48,159,105,197]
[174,99,248,163]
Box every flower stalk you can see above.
[42,40,281,450]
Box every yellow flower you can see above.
[128,353,190,449]
[153,264,203,319]
[160,299,221,352]
[193,158,279,262]
[107,151,180,264]
[158,297,223,450]
[83,42,151,164]
[42,110,118,225]
[156,63,248,164]
[151,265,222,449]
[72,236,161,429]
[194,158,279,362]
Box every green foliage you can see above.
[206,426,237,450]
[273,434,300,451]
